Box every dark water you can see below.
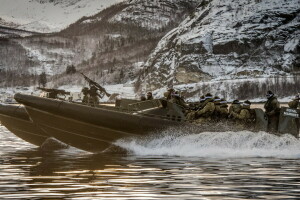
[1,126,300,200]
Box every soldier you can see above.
[140,95,146,101]
[170,91,188,108]
[219,98,229,118]
[288,94,300,109]
[213,96,222,120]
[231,100,252,121]
[186,95,205,121]
[195,93,215,122]
[164,88,174,100]
[264,90,280,132]
[199,95,206,108]
[81,87,89,105]
[229,99,242,116]
[89,85,99,107]
[147,92,154,100]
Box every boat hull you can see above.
[15,94,182,152]
[0,104,49,146]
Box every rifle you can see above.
[37,87,71,98]
[80,73,111,98]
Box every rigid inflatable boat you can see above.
[14,94,186,152]
[14,93,299,152]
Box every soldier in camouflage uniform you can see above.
[231,100,252,121]
[194,93,215,123]
[198,96,206,109]
[147,92,154,100]
[186,95,205,121]
[140,95,146,101]
[288,94,300,109]
[88,85,99,107]
[264,91,280,132]
[219,98,229,118]
[170,91,188,109]
[212,96,222,121]
[164,88,175,101]
[229,100,242,117]
[81,87,90,105]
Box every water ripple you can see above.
[1,126,300,199]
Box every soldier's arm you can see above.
[231,111,240,119]
[232,109,248,119]
[197,105,208,116]
[268,99,280,115]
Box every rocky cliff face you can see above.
[140,0,300,96]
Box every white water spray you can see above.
[115,131,300,158]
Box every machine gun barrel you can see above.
[80,73,111,97]
[37,87,70,95]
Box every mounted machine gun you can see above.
[80,73,111,99]
[37,87,70,99]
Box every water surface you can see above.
[1,126,300,200]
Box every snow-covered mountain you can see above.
[109,0,197,30]
[0,0,198,88]
[139,0,300,99]
[2,0,299,100]
[0,0,123,33]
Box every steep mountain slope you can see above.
[0,0,199,88]
[139,0,300,99]
[0,0,123,33]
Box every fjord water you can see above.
[1,126,300,200]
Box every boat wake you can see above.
[115,130,300,158]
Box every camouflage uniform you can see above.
[264,92,280,132]
[219,99,229,118]
[197,96,206,110]
[186,96,205,121]
[164,89,174,101]
[212,97,222,120]
[170,92,188,109]
[81,87,89,105]
[196,97,215,119]
[229,100,242,116]
[89,86,99,107]
[140,95,146,101]
[288,99,299,109]
[147,92,154,100]
[232,105,251,121]
[231,100,253,129]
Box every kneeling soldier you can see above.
[195,93,215,122]
[231,100,252,121]
[186,95,205,121]
[81,87,90,105]
[219,98,229,118]
[229,99,242,117]
[288,94,300,109]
